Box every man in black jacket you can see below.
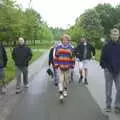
[100,28,120,112]
[74,38,95,85]
[12,37,32,93]
[0,42,7,94]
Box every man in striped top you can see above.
[54,34,74,101]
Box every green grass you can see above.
[30,49,46,63]
[95,49,101,61]
[5,48,15,83]
[4,44,50,84]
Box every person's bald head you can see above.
[18,37,25,45]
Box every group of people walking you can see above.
[0,28,120,113]
[48,34,95,101]
[49,28,120,113]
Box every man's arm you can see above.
[2,46,8,67]
[12,48,16,61]
[91,45,96,57]
[100,46,107,69]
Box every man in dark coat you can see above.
[74,38,95,85]
[100,28,120,113]
[12,37,32,93]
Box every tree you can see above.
[0,0,54,45]
[67,3,120,48]
[50,27,64,40]
[95,4,116,35]
[113,5,120,29]
[67,9,104,48]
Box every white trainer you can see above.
[59,95,64,100]
[16,88,21,94]
[24,84,29,88]
[63,91,68,97]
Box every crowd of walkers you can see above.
[0,28,120,113]
[48,28,120,112]
[48,34,95,101]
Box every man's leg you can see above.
[84,60,89,85]
[79,61,83,83]
[71,68,74,82]
[104,69,113,112]
[114,73,120,112]
[84,68,88,85]
[68,68,73,83]
[63,70,69,97]
[16,67,22,92]
[59,70,64,100]
[23,67,29,87]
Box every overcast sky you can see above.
[17,0,120,28]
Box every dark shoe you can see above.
[84,78,88,85]
[16,88,21,94]
[79,76,83,83]
[114,107,120,113]
[54,82,58,86]
[104,106,111,112]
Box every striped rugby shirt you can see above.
[54,44,75,70]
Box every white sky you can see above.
[17,0,120,29]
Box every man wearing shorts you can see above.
[74,38,95,85]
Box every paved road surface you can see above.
[1,53,120,120]
[7,60,108,120]
[85,60,120,120]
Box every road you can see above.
[6,58,108,120]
